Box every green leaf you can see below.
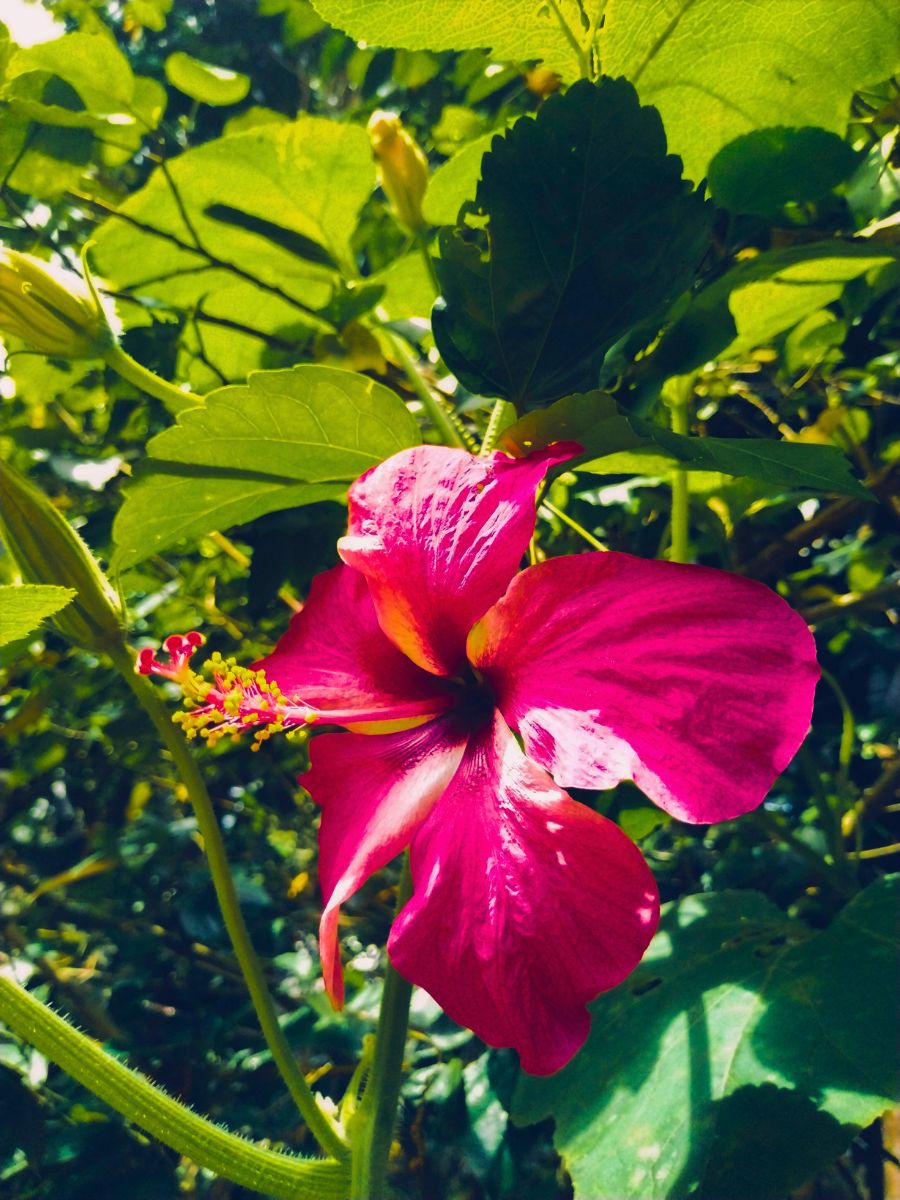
[631,430,871,498]
[164,52,251,107]
[708,128,861,217]
[112,365,420,569]
[433,78,712,410]
[422,130,495,226]
[0,584,77,647]
[6,29,136,121]
[513,878,900,1200]
[649,243,896,381]
[501,391,868,497]
[309,0,603,80]
[91,116,374,380]
[602,0,900,182]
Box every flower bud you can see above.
[367,111,429,233]
[524,65,561,97]
[0,459,125,653]
[0,248,115,360]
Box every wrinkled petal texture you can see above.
[256,564,450,720]
[470,552,819,824]
[301,716,468,1007]
[339,443,578,676]
[388,712,659,1075]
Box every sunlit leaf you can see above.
[513,878,900,1200]
[0,583,77,647]
[112,365,420,568]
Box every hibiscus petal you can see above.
[301,716,468,1007]
[469,552,819,824]
[256,564,451,723]
[339,443,578,676]
[388,713,659,1075]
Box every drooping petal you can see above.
[301,716,469,1007]
[256,564,452,725]
[388,712,659,1075]
[469,552,819,824]
[338,443,578,676]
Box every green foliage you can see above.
[513,877,900,1200]
[310,0,602,79]
[434,78,712,409]
[112,366,420,568]
[602,0,900,181]
[0,584,76,647]
[0,1,898,1197]
[163,51,251,107]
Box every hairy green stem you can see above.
[416,230,441,296]
[669,401,690,563]
[0,972,348,1199]
[110,651,348,1161]
[479,397,516,456]
[379,316,469,449]
[103,343,203,416]
[350,856,414,1199]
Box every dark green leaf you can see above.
[502,392,869,497]
[708,127,861,216]
[432,78,713,410]
[513,877,900,1200]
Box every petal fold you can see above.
[339,444,577,676]
[470,552,819,824]
[301,716,468,1007]
[256,564,451,722]
[388,713,659,1075]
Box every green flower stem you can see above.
[415,230,441,296]
[479,398,516,456]
[103,343,203,416]
[669,400,691,563]
[541,498,608,551]
[375,307,469,449]
[0,972,349,1200]
[350,855,414,1200]
[110,650,349,1162]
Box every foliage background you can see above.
[0,1,898,1197]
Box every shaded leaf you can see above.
[433,78,712,410]
[708,128,861,217]
[513,878,900,1200]
[648,243,897,381]
[111,365,420,569]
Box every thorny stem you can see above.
[350,855,415,1200]
[103,343,203,416]
[109,649,349,1162]
[0,971,349,1200]
[669,400,691,563]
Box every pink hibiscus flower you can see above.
[141,443,819,1074]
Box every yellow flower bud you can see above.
[367,111,429,233]
[0,248,115,360]
[0,458,125,653]
[525,66,561,97]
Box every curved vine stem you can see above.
[103,342,203,416]
[109,649,348,1162]
[0,971,349,1199]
